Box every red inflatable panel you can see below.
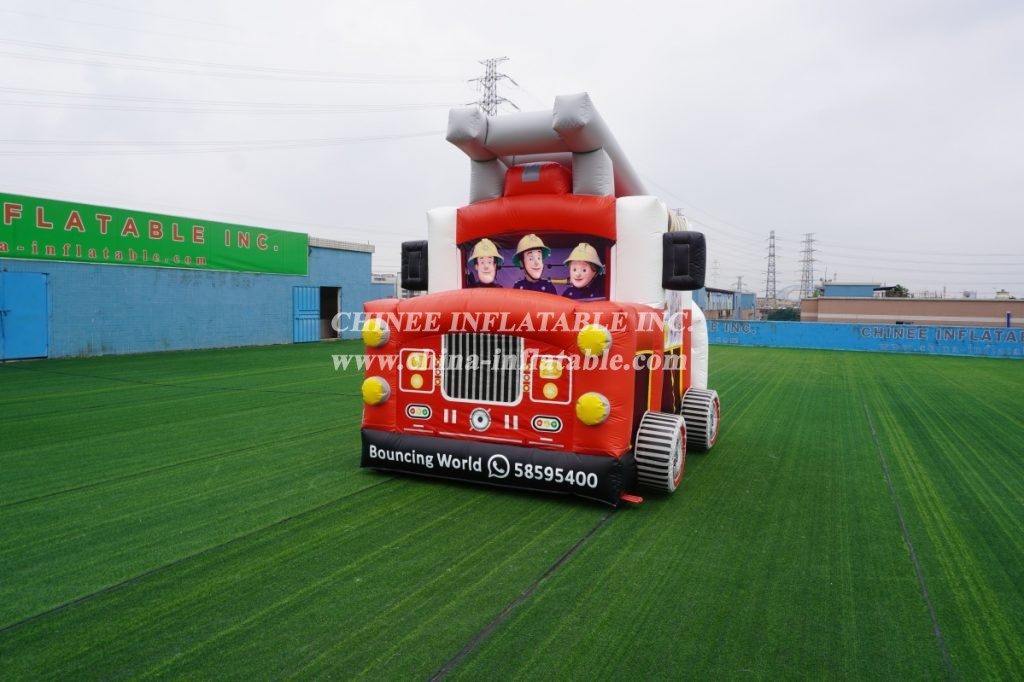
[619,302,665,412]
[503,162,571,197]
[457,194,617,244]
[372,289,638,458]
[361,298,401,432]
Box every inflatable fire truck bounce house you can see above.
[359,93,720,506]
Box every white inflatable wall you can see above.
[426,207,459,293]
[689,300,709,390]
[612,196,669,308]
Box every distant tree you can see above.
[767,307,801,321]
[885,284,910,298]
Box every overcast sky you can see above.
[2,0,1021,298]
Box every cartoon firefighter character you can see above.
[512,234,557,294]
[467,238,503,287]
[561,242,605,300]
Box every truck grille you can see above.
[442,333,523,404]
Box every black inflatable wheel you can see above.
[634,411,687,493]
[682,388,720,451]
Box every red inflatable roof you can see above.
[503,162,572,197]
[456,194,617,244]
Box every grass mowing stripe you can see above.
[1,356,363,503]
[0,342,362,419]
[430,509,616,681]
[136,483,488,680]
[0,380,356,423]
[861,399,955,679]
[887,370,1024,559]
[2,416,367,625]
[2,344,1020,678]
[1,362,360,400]
[450,349,951,679]
[866,363,1024,678]
[1,401,360,503]
[0,423,351,510]
[284,489,607,679]
[289,496,565,677]
[349,499,601,677]
[0,479,393,637]
[0,483,607,679]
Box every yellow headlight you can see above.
[538,357,563,379]
[542,382,559,400]
[409,373,424,389]
[576,392,610,426]
[577,324,611,357]
[361,377,391,405]
[361,318,390,348]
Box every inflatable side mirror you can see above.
[401,240,429,291]
[662,231,706,291]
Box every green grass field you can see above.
[1,342,1022,679]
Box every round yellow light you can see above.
[361,377,390,405]
[410,373,424,389]
[406,352,427,370]
[542,382,559,400]
[577,324,611,357]
[361,318,390,348]
[538,358,563,379]
[576,392,610,426]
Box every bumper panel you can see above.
[361,428,634,506]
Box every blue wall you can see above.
[708,320,1024,358]
[823,284,877,297]
[1,246,389,357]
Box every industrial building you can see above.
[0,193,393,360]
[694,287,758,320]
[802,295,1023,328]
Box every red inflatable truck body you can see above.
[360,93,720,505]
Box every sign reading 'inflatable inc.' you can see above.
[0,192,308,275]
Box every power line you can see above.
[0,38,462,84]
[0,131,444,157]
[0,98,453,116]
[816,238,1018,259]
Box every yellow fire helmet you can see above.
[563,242,605,275]
[513,233,551,266]
[468,238,504,265]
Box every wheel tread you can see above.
[633,411,686,493]
[681,388,720,451]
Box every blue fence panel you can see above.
[0,272,49,360]
[292,286,320,343]
[707,320,1024,358]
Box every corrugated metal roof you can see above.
[308,236,374,253]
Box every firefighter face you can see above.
[474,256,496,284]
[568,261,597,288]
[521,249,545,281]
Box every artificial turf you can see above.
[1,342,1021,679]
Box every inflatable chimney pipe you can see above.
[446,92,647,203]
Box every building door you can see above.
[0,272,49,360]
[292,286,320,343]
[319,286,340,340]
